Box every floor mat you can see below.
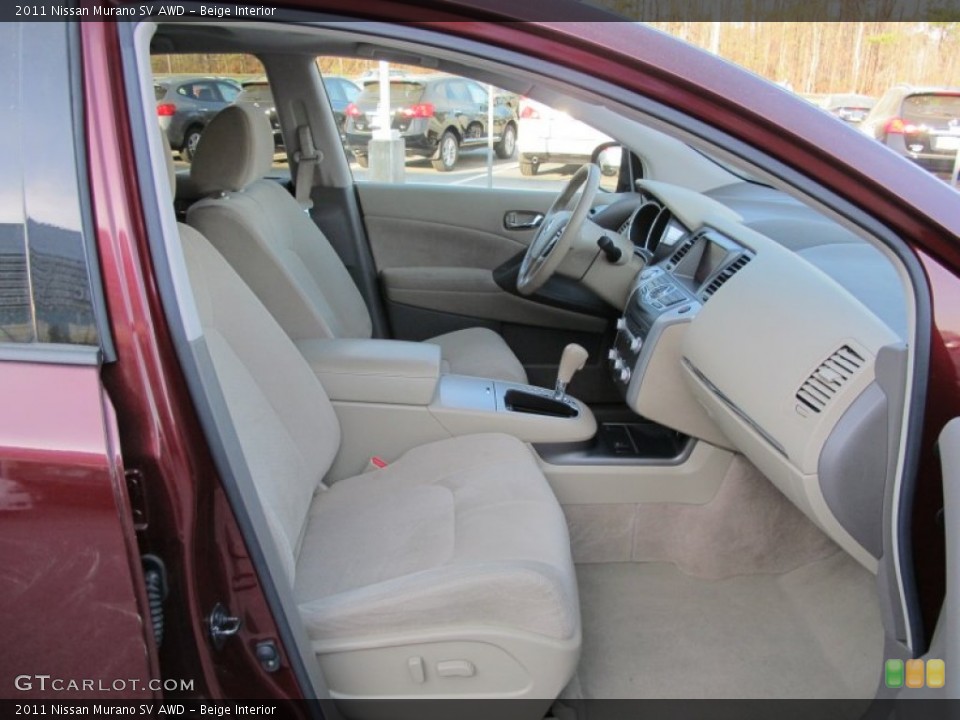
[573,552,884,699]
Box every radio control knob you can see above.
[619,366,632,383]
[616,318,628,331]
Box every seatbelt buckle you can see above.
[366,456,389,472]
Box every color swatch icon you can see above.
[927,659,946,689]
[885,658,946,689]
[906,659,925,688]
[885,659,904,688]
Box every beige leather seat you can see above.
[162,137,580,701]
[186,104,528,385]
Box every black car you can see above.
[861,85,960,175]
[344,74,518,171]
[155,76,242,161]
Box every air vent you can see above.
[700,254,752,301]
[666,238,695,268]
[795,346,865,415]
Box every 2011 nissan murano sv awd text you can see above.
[2,9,960,719]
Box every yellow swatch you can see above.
[927,659,945,689]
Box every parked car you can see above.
[234,76,361,151]
[801,93,876,125]
[233,79,283,150]
[861,85,960,174]
[823,93,876,124]
[354,67,409,84]
[154,75,241,161]
[344,74,518,170]
[323,75,362,135]
[5,15,960,714]
[517,97,616,176]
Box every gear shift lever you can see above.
[554,343,589,400]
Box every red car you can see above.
[2,7,960,715]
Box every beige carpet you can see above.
[564,456,841,576]
[570,552,884,699]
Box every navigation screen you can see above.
[694,241,727,285]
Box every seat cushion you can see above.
[295,433,578,643]
[425,327,528,385]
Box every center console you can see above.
[295,337,596,480]
[602,229,751,450]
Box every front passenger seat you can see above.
[159,138,580,703]
[187,104,528,384]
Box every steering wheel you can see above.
[517,163,601,296]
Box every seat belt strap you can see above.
[294,125,322,212]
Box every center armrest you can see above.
[296,338,441,405]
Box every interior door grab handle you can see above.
[504,211,544,230]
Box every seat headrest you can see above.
[190,104,274,195]
[159,126,176,197]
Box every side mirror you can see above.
[595,145,623,177]
[591,141,625,191]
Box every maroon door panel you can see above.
[0,360,156,699]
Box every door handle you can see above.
[504,211,544,230]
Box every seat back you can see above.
[187,104,373,342]
[180,222,342,582]
[161,121,338,582]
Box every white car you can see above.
[517,97,619,176]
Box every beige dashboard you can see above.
[612,182,905,572]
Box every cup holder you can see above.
[504,389,578,418]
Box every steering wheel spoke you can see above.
[516,164,601,295]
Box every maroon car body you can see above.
[1,7,958,707]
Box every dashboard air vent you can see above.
[666,238,696,269]
[700,254,752,301]
[795,346,865,415]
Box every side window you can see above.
[217,82,240,103]
[466,82,488,105]
[194,82,219,103]
[178,82,219,102]
[332,59,618,192]
[446,80,471,104]
[0,23,103,348]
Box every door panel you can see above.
[934,417,960,696]
[380,266,605,332]
[358,182,544,270]
[356,182,620,402]
[0,359,156,698]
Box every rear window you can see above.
[903,94,960,120]
[358,82,425,105]
[154,84,167,101]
